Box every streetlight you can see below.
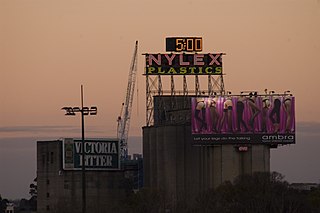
[61,85,97,213]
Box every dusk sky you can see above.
[1,0,320,199]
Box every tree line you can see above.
[2,172,319,213]
[115,172,320,213]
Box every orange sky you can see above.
[1,0,320,139]
[1,0,320,199]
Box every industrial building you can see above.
[143,96,271,210]
[36,140,142,213]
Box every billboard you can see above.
[145,53,223,75]
[63,138,120,170]
[191,94,295,145]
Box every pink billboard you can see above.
[191,94,295,144]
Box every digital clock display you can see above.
[166,37,202,52]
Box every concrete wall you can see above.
[37,141,127,213]
[143,124,271,210]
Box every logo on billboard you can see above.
[63,138,120,170]
[145,53,223,75]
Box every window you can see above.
[64,180,69,189]
[47,152,50,164]
[46,205,50,211]
[42,154,46,166]
[47,179,50,185]
[47,192,50,198]
[50,152,54,164]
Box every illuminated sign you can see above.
[145,53,223,75]
[166,37,202,52]
[191,95,295,145]
[63,138,120,170]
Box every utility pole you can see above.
[62,85,97,213]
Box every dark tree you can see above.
[118,188,167,213]
[116,172,319,213]
[308,187,320,213]
[192,172,311,213]
[29,177,37,211]
[0,196,9,213]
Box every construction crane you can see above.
[117,41,138,160]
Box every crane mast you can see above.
[117,41,138,159]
